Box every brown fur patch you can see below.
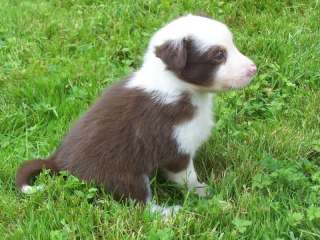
[155,39,187,73]
[162,155,190,173]
[155,38,226,87]
[25,80,195,203]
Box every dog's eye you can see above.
[214,49,225,62]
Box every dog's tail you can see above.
[16,158,58,193]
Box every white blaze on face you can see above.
[212,37,257,90]
[146,15,257,92]
[187,16,257,91]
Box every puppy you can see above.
[16,14,256,215]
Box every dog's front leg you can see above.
[163,159,209,197]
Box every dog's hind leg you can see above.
[107,174,181,218]
[104,174,150,203]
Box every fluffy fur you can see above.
[16,14,256,216]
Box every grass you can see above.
[0,0,320,239]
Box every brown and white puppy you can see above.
[16,14,256,216]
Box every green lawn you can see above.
[1,0,320,239]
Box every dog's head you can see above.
[150,14,256,92]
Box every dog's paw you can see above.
[149,204,182,220]
[161,205,182,219]
[194,182,209,197]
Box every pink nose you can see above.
[247,64,257,77]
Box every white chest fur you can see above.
[127,71,214,158]
[173,93,214,158]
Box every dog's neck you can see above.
[128,54,212,104]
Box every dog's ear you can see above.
[155,38,188,72]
